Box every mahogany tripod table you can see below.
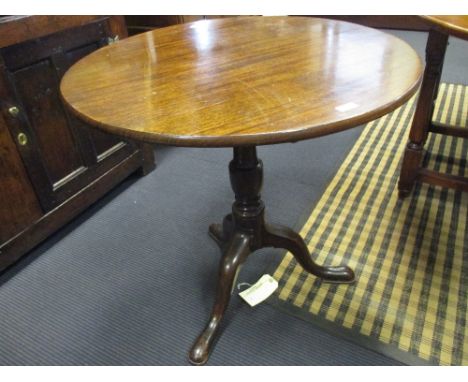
[60,17,422,365]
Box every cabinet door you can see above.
[0,18,136,212]
[0,114,42,243]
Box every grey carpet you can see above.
[0,29,465,365]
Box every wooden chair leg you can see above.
[398,30,449,198]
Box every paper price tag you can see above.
[239,274,278,307]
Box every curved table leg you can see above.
[208,214,233,249]
[189,233,251,365]
[263,223,355,283]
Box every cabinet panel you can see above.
[0,16,108,49]
[64,44,123,158]
[13,59,85,185]
[0,19,135,212]
[1,20,107,70]
[0,115,42,243]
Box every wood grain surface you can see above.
[422,15,468,40]
[61,16,423,147]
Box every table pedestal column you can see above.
[189,146,355,365]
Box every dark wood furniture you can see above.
[125,15,234,35]
[0,16,155,272]
[318,16,431,31]
[398,16,468,197]
[125,15,431,36]
[60,16,422,365]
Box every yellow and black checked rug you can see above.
[270,83,468,365]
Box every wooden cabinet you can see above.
[124,15,430,36]
[125,16,235,35]
[0,113,43,244]
[317,16,430,31]
[0,16,155,271]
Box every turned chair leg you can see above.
[189,233,251,365]
[398,30,448,198]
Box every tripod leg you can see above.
[208,214,233,249]
[189,233,251,365]
[263,223,354,283]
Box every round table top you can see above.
[422,15,468,40]
[60,17,423,147]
